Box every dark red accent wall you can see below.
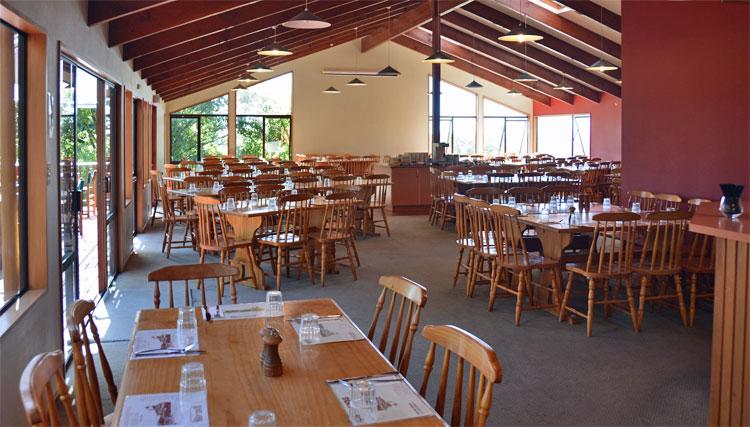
[533,92,622,160]
[621,1,750,201]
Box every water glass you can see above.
[602,198,612,209]
[631,202,641,213]
[324,178,332,187]
[226,197,236,211]
[492,198,500,205]
[518,204,528,215]
[507,196,516,206]
[212,181,221,191]
[566,195,575,206]
[188,183,197,193]
[250,193,259,207]
[348,380,377,425]
[268,197,278,210]
[180,362,207,425]
[299,313,320,345]
[177,307,197,349]
[249,410,277,427]
[265,291,284,318]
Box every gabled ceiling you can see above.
[88,0,622,104]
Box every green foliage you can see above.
[175,96,228,115]
[236,116,263,157]
[59,108,98,162]
[171,117,198,161]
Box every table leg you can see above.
[534,228,573,317]
[224,215,265,289]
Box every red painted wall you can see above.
[533,92,622,160]
[621,1,750,201]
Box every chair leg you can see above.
[586,278,596,337]
[276,246,283,290]
[320,242,327,287]
[453,247,465,288]
[514,271,525,326]
[349,235,361,266]
[689,273,698,327]
[624,276,640,332]
[161,221,169,253]
[674,273,688,327]
[344,240,358,280]
[380,207,391,237]
[304,245,315,286]
[488,268,499,312]
[638,275,649,327]
[166,223,174,258]
[559,273,575,322]
[550,267,561,313]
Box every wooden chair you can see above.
[518,172,544,184]
[19,351,79,426]
[466,187,505,203]
[687,198,712,213]
[626,190,655,211]
[258,194,315,290]
[466,199,496,298]
[219,186,251,205]
[331,174,356,186]
[419,325,503,427]
[560,212,641,336]
[66,300,117,426]
[654,193,682,211]
[194,196,258,288]
[541,184,578,203]
[148,263,240,308]
[438,174,458,230]
[507,186,542,204]
[184,175,213,188]
[364,174,391,237]
[634,211,690,328]
[159,183,195,258]
[148,170,162,228]
[488,205,562,325]
[452,195,474,289]
[312,192,358,286]
[367,276,427,376]
[683,209,715,326]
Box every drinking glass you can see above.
[507,196,516,206]
[177,307,197,349]
[631,202,641,213]
[492,198,500,205]
[268,197,278,210]
[250,193,259,207]
[299,313,320,345]
[180,362,207,426]
[212,181,221,192]
[518,204,528,215]
[265,291,284,318]
[226,197,236,211]
[602,198,612,209]
[189,183,197,193]
[348,380,377,425]
[248,410,277,427]
[566,195,575,206]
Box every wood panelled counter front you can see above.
[112,298,446,426]
[390,166,431,215]
[689,202,749,426]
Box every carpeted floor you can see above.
[90,215,711,426]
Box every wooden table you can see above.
[112,299,445,426]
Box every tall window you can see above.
[537,114,591,158]
[170,95,228,161]
[0,20,28,312]
[236,72,293,160]
[483,98,529,155]
[428,77,477,155]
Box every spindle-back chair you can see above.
[453,194,474,289]
[313,192,358,286]
[148,263,240,308]
[20,351,79,427]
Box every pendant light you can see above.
[553,74,573,90]
[231,83,246,92]
[322,86,341,94]
[283,0,331,29]
[347,27,367,86]
[423,0,454,64]
[587,6,619,72]
[466,32,483,89]
[378,7,401,76]
[248,53,273,73]
[238,72,258,84]
[513,43,538,82]
[259,26,292,57]
[499,1,543,43]
[507,85,521,96]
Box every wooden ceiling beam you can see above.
[404,28,573,104]
[459,2,620,79]
[87,0,173,26]
[107,0,249,47]
[487,0,620,59]
[146,3,416,86]
[443,12,619,97]
[426,25,597,102]
[360,0,471,53]
[557,0,621,32]
[394,34,552,105]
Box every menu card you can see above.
[119,392,209,427]
[129,329,199,360]
[207,302,267,320]
[290,316,365,344]
[327,373,434,425]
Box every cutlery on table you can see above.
[133,343,201,357]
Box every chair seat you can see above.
[632,264,680,275]
[260,232,305,245]
[566,263,631,279]
[501,253,558,270]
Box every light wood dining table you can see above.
[112,298,446,426]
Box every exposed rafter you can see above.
[557,0,621,32]
[87,0,173,26]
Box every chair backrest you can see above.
[518,172,543,183]
[149,170,161,204]
[541,184,578,203]
[507,186,542,204]
[20,351,79,427]
[466,187,505,203]
[367,276,428,376]
[490,205,531,266]
[687,198,712,213]
[626,190,655,210]
[330,174,356,186]
[195,195,229,249]
[320,193,357,239]
[636,211,690,273]
[581,212,640,275]
[467,199,494,256]
[159,182,177,221]
[254,184,284,202]
[454,194,472,243]
[219,186,251,204]
[273,194,313,239]
[419,325,502,427]
[654,193,682,211]
[364,174,390,206]
[67,300,117,426]
[184,175,213,188]
[292,177,319,189]
[148,263,240,308]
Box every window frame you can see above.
[427,77,479,155]
[169,112,229,162]
[536,113,592,158]
[235,114,293,159]
[0,19,29,315]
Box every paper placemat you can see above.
[130,329,199,360]
[120,392,208,427]
[328,373,434,425]
[290,316,365,344]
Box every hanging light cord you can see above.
[386,6,392,64]
[354,27,359,75]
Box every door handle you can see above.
[105,176,111,193]
[71,190,82,213]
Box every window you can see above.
[428,77,477,155]
[236,73,292,160]
[0,20,28,313]
[483,98,529,156]
[170,95,228,161]
[536,114,591,158]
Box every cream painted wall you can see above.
[164,39,532,166]
[0,2,163,425]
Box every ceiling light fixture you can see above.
[378,6,401,76]
[283,0,331,29]
[247,54,273,73]
[231,83,246,92]
[259,26,293,56]
[466,80,483,89]
[424,0,454,64]
[499,0,543,42]
[507,85,521,96]
[322,86,341,94]
[587,6,619,72]
[553,74,573,90]
[466,32,483,89]
[238,72,258,84]
[514,42,538,82]
[347,27,367,86]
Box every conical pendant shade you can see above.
[507,87,521,96]
[586,58,618,72]
[346,77,366,86]
[466,79,483,88]
[553,82,573,90]
[258,42,293,56]
[378,65,401,76]
[423,51,454,64]
[499,23,543,42]
[514,71,537,82]
[238,73,258,84]
[283,9,331,29]
[231,84,246,92]
[322,86,341,94]
[247,61,273,73]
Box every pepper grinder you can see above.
[260,327,283,377]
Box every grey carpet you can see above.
[90,215,711,426]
